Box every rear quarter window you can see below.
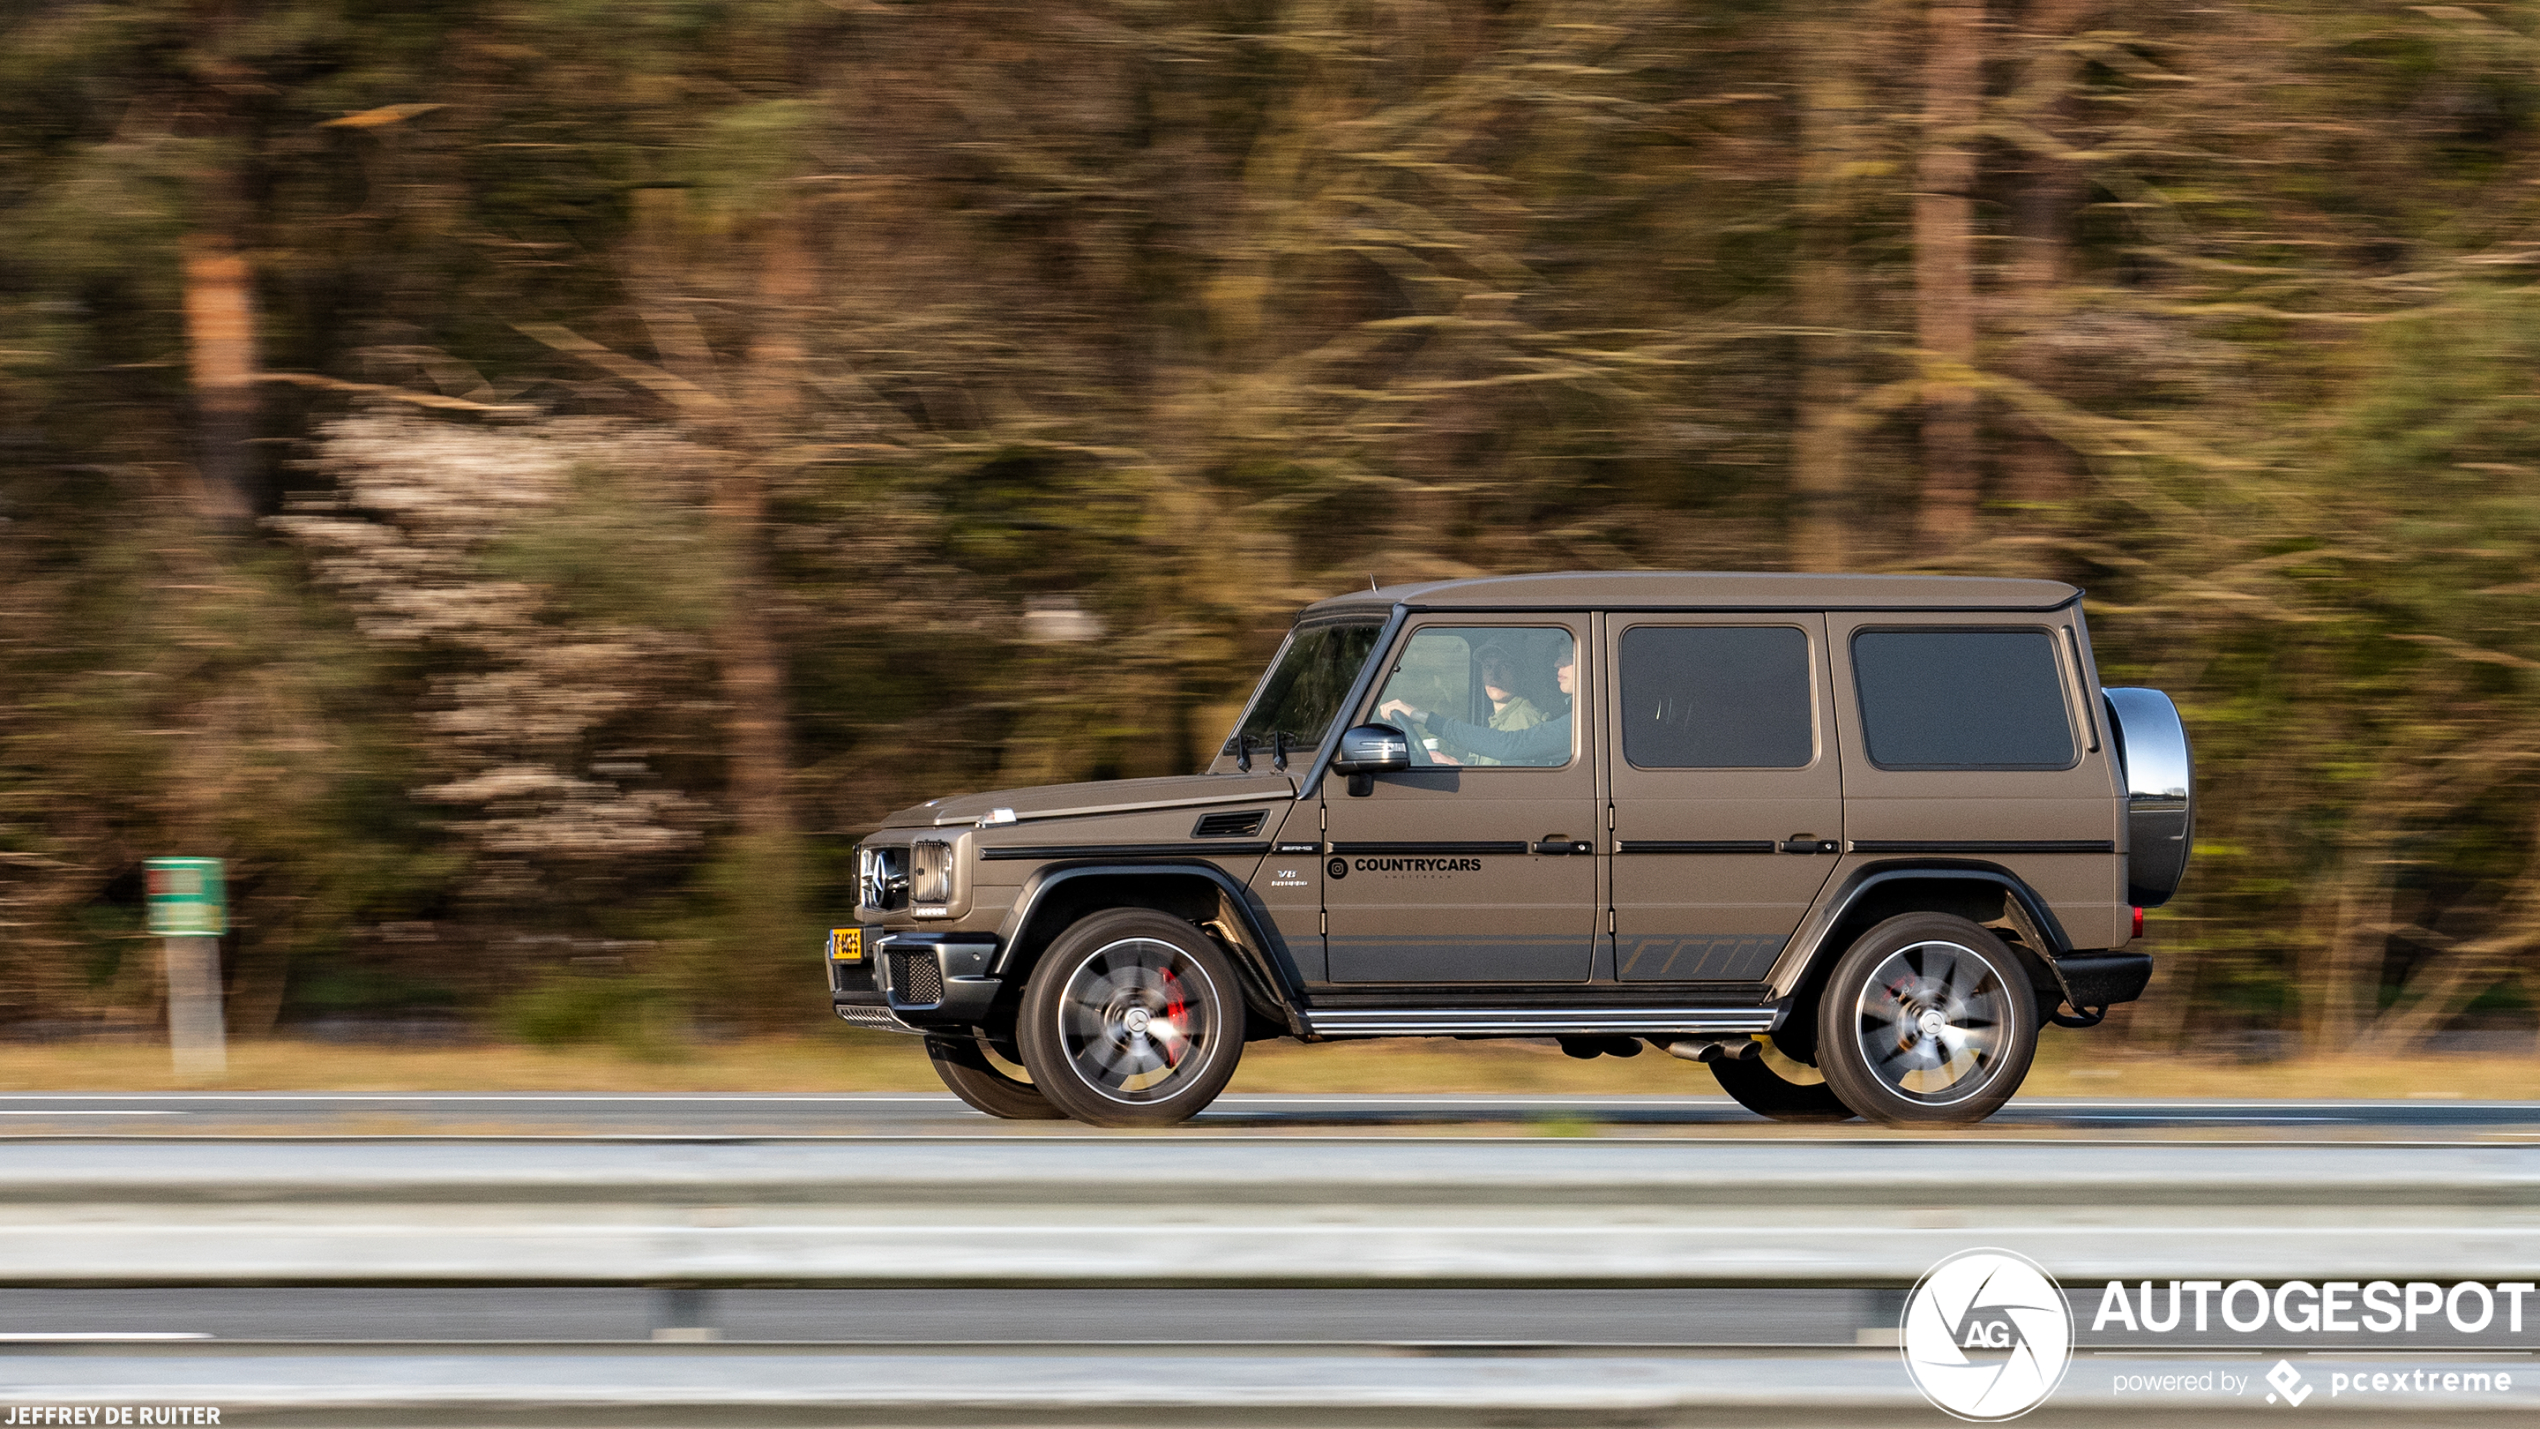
[1851,629,2076,770]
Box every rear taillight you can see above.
[2131,906,2145,940]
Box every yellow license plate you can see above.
[828,927,864,962]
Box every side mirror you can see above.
[1330,723,1410,796]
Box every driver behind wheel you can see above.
[1436,643,1546,766]
[1383,648,1574,768]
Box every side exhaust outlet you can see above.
[1659,1037,1761,1064]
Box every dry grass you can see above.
[0,1027,2529,1099]
[0,1031,933,1093]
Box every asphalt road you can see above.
[0,1090,2532,1137]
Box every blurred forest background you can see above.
[5,0,2540,1056]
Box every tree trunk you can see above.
[2304,831,2397,1055]
[717,501,789,846]
[1790,10,1861,574]
[1914,0,1985,556]
[181,232,258,527]
[2004,0,2090,526]
[180,0,259,529]
[2356,813,2540,1054]
[724,208,810,845]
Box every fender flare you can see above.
[1772,861,2077,999]
[994,861,1309,1036]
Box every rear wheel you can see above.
[1816,913,2038,1127]
[1709,1039,1856,1122]
[1017,909,1246,1128]
[926,1031,1065,1120]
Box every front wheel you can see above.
[1016,909,1246,1127]
[1815,913,2038,1127]
[926,1031,1066,1120]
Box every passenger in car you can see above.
[1382,650,1573,767]
[1442,644,1546,766]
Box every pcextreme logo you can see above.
[1902,1248,2075,1421]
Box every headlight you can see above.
[910,841,953,904]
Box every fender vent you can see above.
[1192,810,1267,839]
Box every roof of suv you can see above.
[1297,571,2081,620]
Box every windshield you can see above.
[1225,621,1384,756]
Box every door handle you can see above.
[1781,835,1843,854]
[1535,836,1594,855]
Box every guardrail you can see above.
[0,1139,2535,1285]
[4,1140,2537,1425]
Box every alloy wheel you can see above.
[1056,936,1219,1104]
[1852,938,2007,1105]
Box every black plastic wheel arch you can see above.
[996,861,1309,1037]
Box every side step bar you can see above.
[1302,1007,1778,1038]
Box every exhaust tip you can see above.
[1660,1037,1760,1064]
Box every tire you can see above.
[926,1031,1066,1120]
[1709,1039,1857,1123]
[1016,909,1246,1128]
[1815,912,2038,1127]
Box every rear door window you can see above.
[1852,629,2076,770]
[1618,625,1814,768]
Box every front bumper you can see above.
[831,931,1004,1034]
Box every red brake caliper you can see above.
[1158,968,1189,1068]
[1884,976,1920,1052]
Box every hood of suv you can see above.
[880,772,1299,830]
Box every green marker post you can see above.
[144,858,227,1081]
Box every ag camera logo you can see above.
[1903,1248,2074,1421]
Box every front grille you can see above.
[891,952,945,1005]
[910,841,952,903]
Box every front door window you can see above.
[1371,626,1575,767]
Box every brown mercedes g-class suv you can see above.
[830,573,2191,1128]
